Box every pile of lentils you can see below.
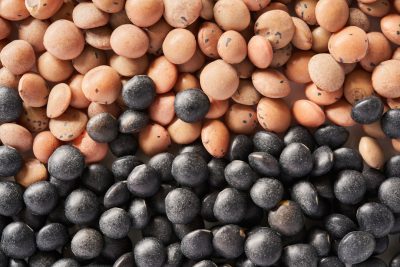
[0,0,400,266]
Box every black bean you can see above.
[0,145,23,177]
[279,142,313,178]
[334,170,366,205]
[351,96,384,124]
[379,177,400,213]
[48,145,85,181]
[248,151,280,177]
[134,237,166,267]
[101,236,132,262]
[164,242,183,267]
[99,208,131,239]
[112,155,142,180]
[311,146,334,176]
[291,181,325,218]
[174,89,210,123]
[308,229,331,257]
[127,164,161,197]
[118,109,149,133]
[149,184,174,215]
[381,109,400,138]
[201,192,218,222]
[337,231,375,265]
[385,155,400,178]
[165,188,200,224]
[142,216,173,244]
[374,235,389,255]
[0,181,23,216]
[172,152,209,187]
[71,228,103,260]
[224,160,258,190]
[0,222,35,259]
[284,125,315,150]
[104,181,130,209]
[109,133,138,157]
[49,176,77,198]
[52,258,80,267]
[250,178,283,210]
[86,112,118,143]
[353,257,387,267]
[228,135,253,161]
[148,152,174,182]
[356,202,394,238]
[36,223,68,251]
[129,198,151,229]
[268,200,304,236]
[181,229,213,260]
[23,181,58,215]
[333,147,363,171]
[213,224,245,259]
[314,125,349,149]
[324,213,357,239]
[82,164,114,195]
[252,131,284,157]
[122,75,156,110]
[318,256,345,267]
[28,251,60,267]
[213,188,246,224]
[64,189,100,225]
[0,86,22,123]
[208,158,227,189]
[282,244,318,267]
[172,217,204,240]
[114,252,135,267]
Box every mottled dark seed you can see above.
[164,242,183,267]
[318,256,345,267]
[291,181,324,218]
[148,152,174,182]
[64,189,100,225]
[127,164,161,197]
[23,181,58,215]
[253,131,284,157]
[248,151,280,177]
[385,155,400,178]
[81,164,113,195]
[174,89,210,123]
[51,258,80,267]
[268,200,304,236]
[282,244,318,267]
[334,170,366,205]
[49,176,77,198]
[0,86,23,123]
[122,75,156,110]
[279,143,313,178]
[172,152,209,187]
[1,222,35,259]
[101,236,132,262]
[104,181,130,209]
[129,198,151,229]
[142,216,173,244]
[228,135,253,161]
[118,110,149,133]
[250,178,283,210]
[353,257,387,267]
[180,142,211,162]
[362,167,386,195]
[0,181,23,216]
[0,145,23,177]
[165,188,200,224]
[213,188,246,224]
[324,213,357,239]
[86,112,118,143]
[111,155,142,180]
[99,208,131,239]
[224,160,258,190]
[310,175,335,199]
[356,202,394,238]
[47,145,85,181]
[71,228,103,260]
[311,146,334,176]
[181,229,213,260]
[333,147,363,171]
[134,237,166,267]
[284,125,315,150]
[381,109,400,138]
[314,125,349,149]
[114,252,135,267]
[213,224,245,259]
[351,96,384,124]
[337,231,375,265]
[208,158,227,189]
[109,133,138,157]
[201,192,218,222]
[28,251,60,267]
[308,229,331,257]
[36,223,68,251]
[379,177,400,213]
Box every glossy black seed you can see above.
[351,96,384,124]
[112,155,142,180]
[127,164,160,197]
[314,125,349,149]
[208,158,227,189]
[114,252,135,267]
[353,257,387,267]
[0,86,23,123]
[268,200,304,236]
[180,142,211,162]
[71,228,103,260]
[143,216,173,244]
[164,242,183,267]
[248,152,280,177]
[374,235,389,255]
[324,213,357,239]
[129,198,151,230]
[181,229,213,260]
[174,89,210,123]
[14,208,46,231]
[134,237,166,267]
[357,202,394,238]
[109,133,138,157]
[253,131,284,157]
[362,167,386,195]
[391,253,400,267]
[311,175,335,199]
[228,135,253,161]
[0,181,23,216]
[104,181,130,209]
[148,152,174,182]
[52,258,80,267]
[81,164,113,195]
[122,75,156,110]
[385,155,400,178]
[149,184,174,215]
[381,109,400,138]
[165,188,200,224]
[101,236,132,262]
[334,147,363,171]
[379,177,400,213]
[23,181,58,215]
[338,231,375,265]
[172,152,209,187]
[284,125,315,150]
[28,251,60,267]
[282,244,318,267]
[9,259,28,267]
[64,189,100,225]
[308,229,331,257]
[318,256,345,267]
[201,192,218,222]
[279,142,313,178]
[224,160,258,190]
[334,170,366,205]
[36,223,68,251]
[86,112,118,143]
[118,110,149,134]
[172,217,204,240]
[49,176,77,198]
[0,146,23,177]
[1,222,35,259]
[250,178,283,210]
[99,208,131,239]
[48,145,85,181]
[213,224,245,259]
[291,181,324,218]
[311,146,334,176]
[213,188,246,224]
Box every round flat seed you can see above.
[49,108,88,141]
[46,83,72,118]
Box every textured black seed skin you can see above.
[52,258,80,267]
[351,96,384,124]
[334,170,366,205]
[324,213,357,239]
[49,176,77,198]
[99,207,131,239]
[47,145,85,181]
[127,164,161,197]
[0,181,23,216]
[279,142,313,178]
[362,167,386,195]
[268,200,304,236]
[71,228,104,260]
[353,257,387,267]
[379,177,400,213]
[36,223,68,251]
[28,251,60,267]
[311,146,334,176]
[180,142,211,162]
[134,237,166,267]
[213,188,246,224]
[181,229,213,260]
[314,124,349,149]
[356,202,394,238]
[112,155,143,181]
[308,229,331,257]
[381,109,400,138]
[122,75,156,110]
[228,135,253,161]
[291,181,324,218]
[248,151,280,177]
[282,244,318,267]
[103,181,130,209]
[385,155,400,178]
[109,133,138,157]
[164,242,183,267]
[244,227,282,266]
[174,89,210,123]
[81,164,114,195]
[86,112,119,143]
[23,181,58,215]
[337,231,375,265]
[284,125,315,150]
[1,222,36,259]
[333,147,363,171]
[129,198,151,230]
[0,145,23,177]
[114,252,135,267]
[118,110,149,134]
[224,160,258,190]
[148,152,174,182]
[213,224,245,259]
[165,188,200,224]
[64,188,100,225]
[319,256,345,267]
[250,178,283,210]
[253,131,284,157]
[208,158,227,189]
[172,152,209,187]
[142,216,173,244]
[0,86,23,123]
